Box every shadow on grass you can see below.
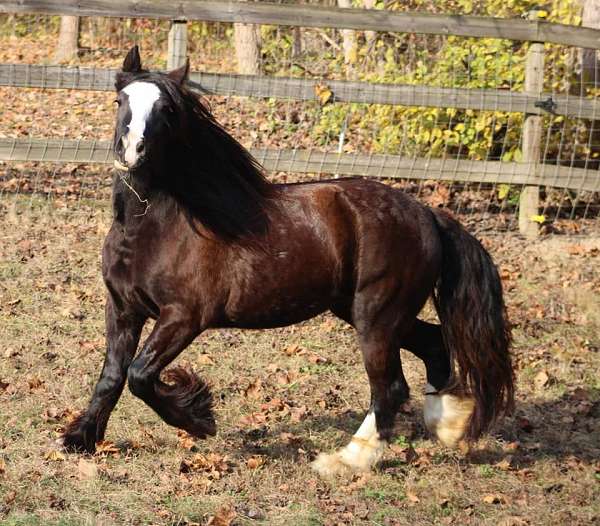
[218,386,600,467]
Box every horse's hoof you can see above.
[311,452,353,478]
[61,419,97,454]
[61,431,96,454]
[424,390,475,448]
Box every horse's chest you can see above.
[102,229,146,303]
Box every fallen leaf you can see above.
[27,376,44,390]
[77,458,98,480]
[504,441,520,452]
[389,443,418,464]
[280,432,300,445]
[482,493,506,504]
[407,491,420,503]
[530,214,546,224]
[427,183,450,207]
[498,184,510,200]
[498,516,529,526]
[179,453,231,478]
[495,458,513,471]
[177,431,197,451]
[307,353,328,364]
[95,440,120,456]
[275,370,293,385]
[198,353,215,366]
[517,417,533,433]
[0,458,6,476]
[207,506,236,526]
[246,456,264,470]
[44,450,66,462]
[534,370,550,389]
[4,490,16,505]
[48,493,66,510]
[244,378,263,399]
[314,84,333,105]
[289,405,307,422]
[283,344,305,356]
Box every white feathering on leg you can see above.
[423,383,474,448]
[312,411,385,477]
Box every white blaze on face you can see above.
[121,81,161,166]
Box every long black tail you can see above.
[431,209,514,440]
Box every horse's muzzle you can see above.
[114,159,129,171]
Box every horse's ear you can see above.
[167,59,190,85]
[122,45,142,73]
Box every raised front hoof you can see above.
[182,416,217,440]
[160,366,216,440]
[424,392,475,449]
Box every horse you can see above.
[62,46,514,476]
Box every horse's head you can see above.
[113,46,189,171]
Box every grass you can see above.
[1,194,600,525]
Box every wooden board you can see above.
[1,64,599,119]
[2,1,600,49]
[1,138,598,193]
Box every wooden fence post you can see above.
[167,20,188,70]
[519,40,544,238]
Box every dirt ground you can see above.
[0,191,599,526]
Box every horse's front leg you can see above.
[63,298,145,453]
[127,305,216,439]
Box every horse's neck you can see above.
[111,171,162,227]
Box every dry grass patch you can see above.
[0,195,599,525]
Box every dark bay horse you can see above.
[63,46,514,475]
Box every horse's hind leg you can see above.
[312,329,410,476]
[63,298,145,453]
[401,319,451,392]
[126,306,216,439]
[402,319,474,448]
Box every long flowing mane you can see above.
[117,70,279,242]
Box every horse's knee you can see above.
[127,362,152,399]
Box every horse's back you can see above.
[279,178,443,328]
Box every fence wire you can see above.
[0,14,599,235]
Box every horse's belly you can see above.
[223,265,338,329]
[225,299,330,329]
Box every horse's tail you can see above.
[431,209,514,441]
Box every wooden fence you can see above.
[2,0,600,236]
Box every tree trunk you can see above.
[234,22,261,75]
[292,26,302,59]
[338,0,357,77]
[363,0,377,50]
[581,0,600,91]
[579,0,600,169]
[54,16,80,63]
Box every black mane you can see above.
[116,70,278,242]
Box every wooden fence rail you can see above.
[3,0,600,49]
[1,64,600,119]
[2,1,600,235]
[1,138,598,193]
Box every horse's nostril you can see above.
[136,140,145,154]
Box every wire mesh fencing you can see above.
[0,12,599,235]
